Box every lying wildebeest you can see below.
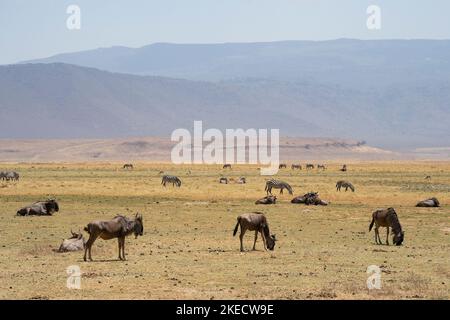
[306,164,314,170]
[279,164,287,169]
[123,163,133,170]
[340,164,347,172]
[416,197,440,207]
[223,164,232,169]
[16,199,59,216]
[233,212,276,252]
[291,192,328,206]
[57,230,85,253]
[161,175,181,187]
[83,213,144,261]
[369,208,404,246]
[291,164,302,170]
[219,177,228,184]
[336,180,355,192]
[424,175,431,180]
[237,177,246,184]
[255,195,277,205]
[317,164,326,170]
[265,179,293,195]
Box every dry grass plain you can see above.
[0,161,448,300]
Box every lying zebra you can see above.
[336,180,355,192]
[161,175,181,187]
[265,179,293,195]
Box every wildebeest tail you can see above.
[233,217,241,236]
[369,217,375,231]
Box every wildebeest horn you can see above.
[71,229,75,236]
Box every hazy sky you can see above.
[1,0,449,64]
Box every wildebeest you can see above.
[83,213,144,261]
[306,164,314,170]
[233,212,276,252]
[255,195,277,205]
[416,197,440,207]
[424,175,431,180]
[340,164,347,172]
[279,164,287,169]
[317,164,326,170]
[336,180,355,192]
[291,192,328,206]
[223,164,232,169]
[369,208,404,246]
[16,199,59,216]
[57,230,85,253]
[161,175,181,187]
[123,164,134,170]
[237,177,246,184]
[265,179,293,195]
[291,164,302,170]
[219,177,228,184]
[2,171,19,181]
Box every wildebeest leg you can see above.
[374,227,380,244]
[121,237,126,260]
[260,230,267,251]
[84,234,98,261]
[386,228,389,246]
[239,228,246,252]
[117,238,122,260]
[252,231,258,250]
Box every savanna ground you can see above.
[0,161,448,300]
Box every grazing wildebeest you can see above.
[161,175,181,187]
[336,180,355,192]
[416,197,440,207]
[317,164,326,170]
[16,199,59,216]
[83,213,144,261]
[123,164,134,170]
[340,164,347,172]
[279,164,287,169]
[255,195,277,205]
[265,179,293,195]
[306,164,314,170]
[57,230,85,253]
[291,192,328,206]
[291,164,302,170]
[219,177,228,184]
[223,164,232,169]
[233,212,276,252]
[237,177,246,184]
[369,208,404,246]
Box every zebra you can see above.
[265,179,293,195]
[336,180,355,192]
[291,164,302,170]
[161,175,181,187]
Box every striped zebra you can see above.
[265,179,293,195]
[336,180,354,192]
[161,175,181,187]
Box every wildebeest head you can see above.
[393,231,404,246]
[134,213,144,238]
[46,199,59,213]
[266,234,277,251]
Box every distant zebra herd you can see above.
[9,161,444,259]
[0,171,19,181]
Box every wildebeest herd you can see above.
[10,162,443,261]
